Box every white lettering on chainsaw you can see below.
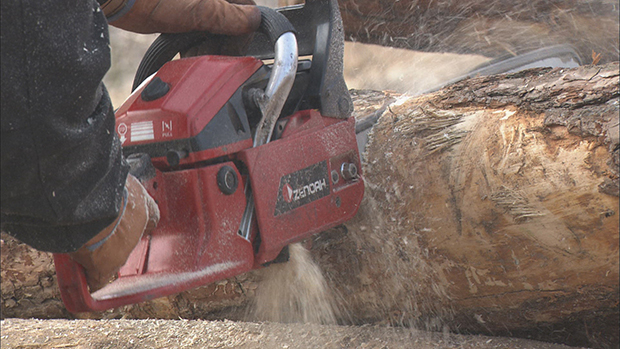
[292,178,327,202]
[162,120,173,138]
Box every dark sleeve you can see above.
[0,0,130,253]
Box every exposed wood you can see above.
[2,62,618,348]
[338,0,619,65]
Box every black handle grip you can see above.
[132,32,208,91]
[132,7,296,92]
[257,6,296,44]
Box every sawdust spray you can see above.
[248,243,337,325]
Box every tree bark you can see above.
[2,62,618,347]
[338,0,619,65]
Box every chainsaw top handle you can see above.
[131,7,295,91]
[256,6,296,46]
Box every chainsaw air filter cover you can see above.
[115,55,263,169]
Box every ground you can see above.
[0,319,587,349]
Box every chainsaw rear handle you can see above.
[132,6,295,91]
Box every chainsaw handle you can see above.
[256,6,296,45]
[132,7,296,91]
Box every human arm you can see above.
[103,0,261,34]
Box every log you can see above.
[2,62,618,348]
[337,0,619,65]
[315,62,619,348]
[280,0,619,65]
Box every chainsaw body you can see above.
[54,0,363,312]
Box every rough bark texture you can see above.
[338,0,619,65]
[2,62,618,348]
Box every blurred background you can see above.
[103,0,618,107]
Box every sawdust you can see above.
[247,243,338,325]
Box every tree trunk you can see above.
[316,62,619,348]
[338,0,619,65]
[2,62,618,347]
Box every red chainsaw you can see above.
[53,0,364,313]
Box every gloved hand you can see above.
[181,0,260,57]
[69,175,159,292]
[110,0,261,35]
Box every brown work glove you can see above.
[70,175,159,292]
[182,0,259,57]
[110,0,261,35]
